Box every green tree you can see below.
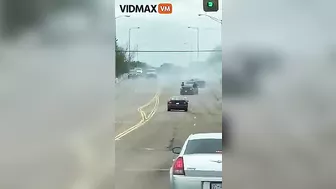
[115,38,150,77]
[115,39,129,77]
[129,61,148,69]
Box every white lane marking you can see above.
[194,123,196,126]
[144,148,154,151]
[194,116,196,119]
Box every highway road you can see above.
[113,77,334,189]
[114,77,222,189]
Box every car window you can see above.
[184,139,222,154]
[182,85,192,88]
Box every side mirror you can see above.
[172,147,182,154]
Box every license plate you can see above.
[210,182,222,189]
[176,103,179,104]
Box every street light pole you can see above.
[198,14,222,24]
[128,27,140,62]
[197,28,199,61]
[136,44,139,62]
[184,42,193,62]
[128,29,131,62]
[116,15,130,42]
[116,15,131,19]
[188,27,200,61]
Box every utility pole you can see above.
[128,27,140,62]
[188,27,200,61]
[136,44,139,62]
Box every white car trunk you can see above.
[182,154,222,177]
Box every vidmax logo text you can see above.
[119,3,173,14]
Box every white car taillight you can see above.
[172,157,185,175]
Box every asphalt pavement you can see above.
[115,77,335,189]
[115,78,159,134]
[114,77,222,189]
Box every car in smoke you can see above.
[189,79,206,88]
[135,68,143,74]
[146,68,157,79]
[128,70,139,79]
[180,84,198,95]
[170,133,222,189]
[167,96,188,112]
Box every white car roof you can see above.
[188,133,222,140]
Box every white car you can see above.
[146,68,157,78]
[135,68,143,74]
[169,133,222,189]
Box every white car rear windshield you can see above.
[184,139,222,154]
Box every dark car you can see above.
[180,84,198,95]
[188,79,206,88]
[128,73,139,79]
[146,70,157,79]
[196,80,206,88]
[167,96,188,111]
[146,73,157,78]
[128,70,139,79]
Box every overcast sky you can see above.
[115,0,222,67]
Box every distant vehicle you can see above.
[189,79,206,88]
[185,80,200,88]
[167,96,188,112]
[180,84,198,95]
[146,68,157,78]
[185,80,195,85]
[128,70,139,79]
[135,68,143,74]
[170,133,222,189]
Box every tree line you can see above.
[115,38,148,78]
